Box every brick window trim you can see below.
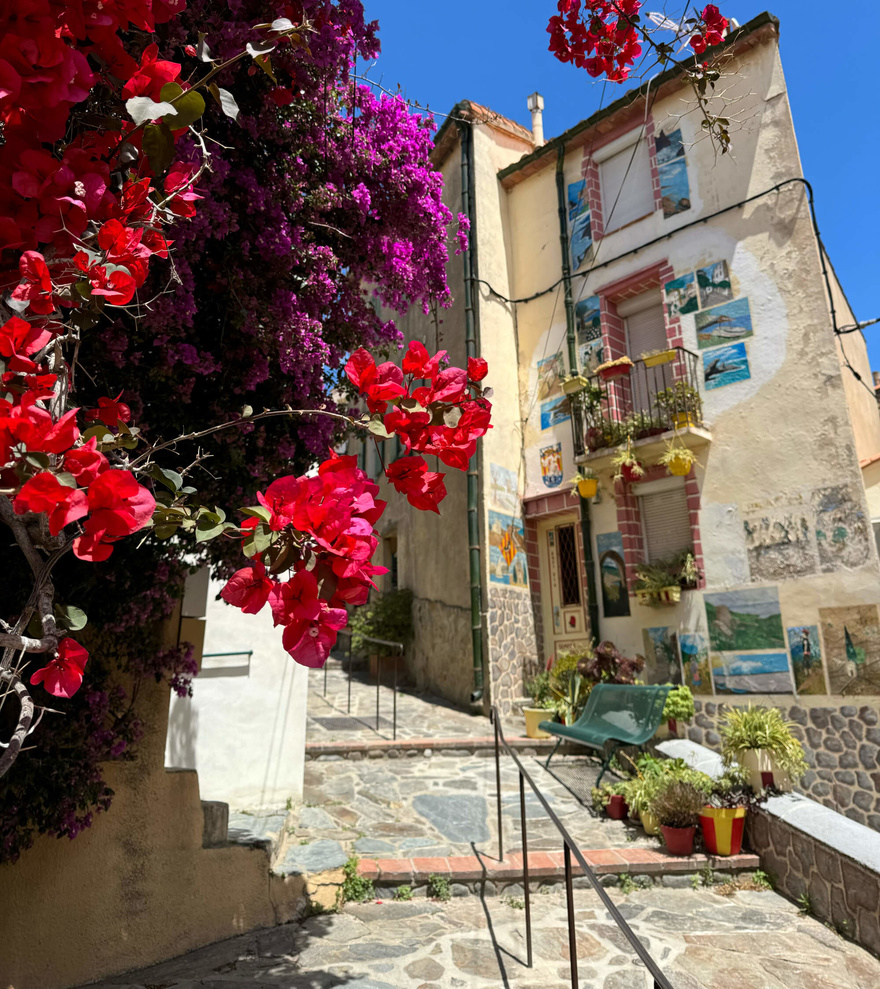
[596,260,670,367]
[614,466,705,592]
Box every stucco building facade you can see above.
[359,13,880,825]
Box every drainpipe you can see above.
[457,118,486,706]
[555,144,601,639]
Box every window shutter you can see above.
[600,140,653,232]
[640,486,692,561]
[626,303,667,359]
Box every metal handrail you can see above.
[491,705,673,989]
[327,629,401,741]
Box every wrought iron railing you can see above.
[329,629,402,740]
[491,707,674,989]
[570,347,703,458]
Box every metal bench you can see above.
[539,682,673,786]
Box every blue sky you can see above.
[364,1,880,368]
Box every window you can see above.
[556,524,581,606]
[639,479,692,561]
[597,133,653,233]
[385,535,398,589]
[619,290,668,412]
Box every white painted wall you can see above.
[165,577,308,812]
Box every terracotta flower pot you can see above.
[700,806,747,856]
[523,707,552,739]
[606,795,629,819]
[660,824,696,856]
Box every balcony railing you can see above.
[570,347,704,458]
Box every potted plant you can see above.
[660,684,695,738]
[349,589,414,680]
[562,373,590,395]
[633,561,676,606]
[595,355,634,382]
[699,767,758,857]
[550,670,590,727]
[623,410,667,440]
[570,469,598,500]
[640,346,677,368]
[657,441,700,477]
[591,781,630,819]
[654,381,702,429]
[719,704,808,793]
[648,779,706,856]
[611,438,644,485]
[522,669,556,739]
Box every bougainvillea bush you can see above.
[0,0,478,862]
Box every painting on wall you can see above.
[812,485,871,573]
[596,531,630,618]
[489,462,518,514]
[680,633,712,695]
[655,128,685,166]
[641,626,682,685]
[703,341,751,390]
[819,605,880,695]
[663,272,698,317]
[710,652,794,694]
[697,260,733,309]
[786,625,827,695]
[540,395,571,430]
[540,444,564,489]
[537,352,566,400]
[489,510,528,589]
[658,157,690,218]
[704,586,785,652]
[568,179,592,270]
[696,297,753,349]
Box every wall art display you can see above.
[658,157,690,218]
[655,128,685,165]
[812,485,870,573]
[575,295,603,373]
[679,633,712,695]
[642,626,682,685]
[710,651,794,694]
[697,260,733,309]
[704,586,785,652]
[786,625,827,695]
[703,341,751,390]
[568,179,592,270]
[663,272,698,317]
[489,510,528,589]
[540,444,564,489]
[819,604,880,695]
[596,531,630,618]
[489,462,518,514]
[540,395,571,430]
[696,297,753,349]
[537,352,566,400]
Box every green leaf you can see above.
[149,465,183,493]
[367,416,389,438]
[240,505,272,523]
[216,87,241,123]
[55,604,87,631]
[159,83,206,129]
[24,452,49,470]
[143,122,176,175]
[197,32,214,62]
[253,524,277,554]
[154,524,179,540]
[54,472,78,489]
[252,53,276,83]
[126,95,177,125]
[195,520,225,542]
[82,424,114,445]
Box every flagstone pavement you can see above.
[89,885,880,988]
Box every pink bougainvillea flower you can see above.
[13,471,88,535]
[72,469,156,560]
[30,638,90,698]
[121,44,181,101]
[281,602,348,668]
[63,436,108,486]
[268,570,321,626]
[220,560,275,614]
[10,251,56,314]
[85,392,132,427]
[0,315,53,372]
[467,356,488,382]
[384,456,447,514]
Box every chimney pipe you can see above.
[527,92,545,147]
[873,371,880,389]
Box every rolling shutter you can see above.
[599,139,653,232]
[625,302,667,359]
[639,485,692,561]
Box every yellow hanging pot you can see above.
[577,477,598,499]
[666,452,693,476]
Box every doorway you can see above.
[538,514,590,664]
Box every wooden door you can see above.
[538,515,590,663]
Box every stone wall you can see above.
[488,585,538,716]
[686,698,880,830]
[408,595,473,708]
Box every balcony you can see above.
[569,347,709,462]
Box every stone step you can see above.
[305,734,578,760]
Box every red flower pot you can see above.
[620,462,642,484]
[700,807,747,856]
[598,364,632,382]
[660,824,696,856]
[606,795,629,819]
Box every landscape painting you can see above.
[703,341,751,390]
[568,179,592,270]
[596,531,630,618]
[696,297,753,349]
[786,624,827,695]
[641,626,682,685]
[488,511,527,588]
[711,651,794,694]
[664,272,698,317]
[537,352,566,399]
[658,158,691,217]
[576,295,603,373]
[489,462,518,514]
[540,395,571,429]
[704,587,785,652]
[819,604,880,695]
[680,633,712,695]
[655,127,685,165]
[697,260,733,309]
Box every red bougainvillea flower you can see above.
[385,456,447,514]
[87,265,138,306]
[85,392,132,427]
[401,340,447,379]
[63,437,108,486]
[281,601,348,668]
[467,356,488,382]
[13,471,88,535]
[72,469,156,561]
[121,44,181,101]
[220,560,275,615]
[30,638,90,698]
[0,315,53,372]
[268,570,321,626]
[10,251,56,314]
[163,162,203,218]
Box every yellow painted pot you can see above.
[523,708,552,739]
[577,478,598,499]
[672,412,695,428]
[665,453,693,476]
[700,806,747,856]
[660,585,682,605]
[640,809,661,836]
[642,349,676,368]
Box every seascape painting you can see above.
[488,511,527,588]
[655,128,685,166]
[696,297,753,349]
[537,352,565,400]
[711,651,794,694]
[540,395,571,430]
[680,633,712,695]
[658,158,690,217]
[703,341,751,390]
[596,531,630,618]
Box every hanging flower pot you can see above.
[635,589,654,607]
[672,411,696,429]
[577,477,598,499]
[620,461,643,484]
[666,452,693,476]
[700,806,747,857]
[660,824,697,856]
[596,356,634,382]
[642,349,676,368]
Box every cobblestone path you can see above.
[89,885,880,988]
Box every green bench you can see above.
[539,682,673,786]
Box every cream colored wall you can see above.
[0,609,304,989]
[501,32,880,695]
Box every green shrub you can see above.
[524,669,553,707]
[662,684,695,723]
[648,779,705,829]
[349,589,414,655]
[427,874,451,901]
[394,885,413,901]
[337,856,375,907]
